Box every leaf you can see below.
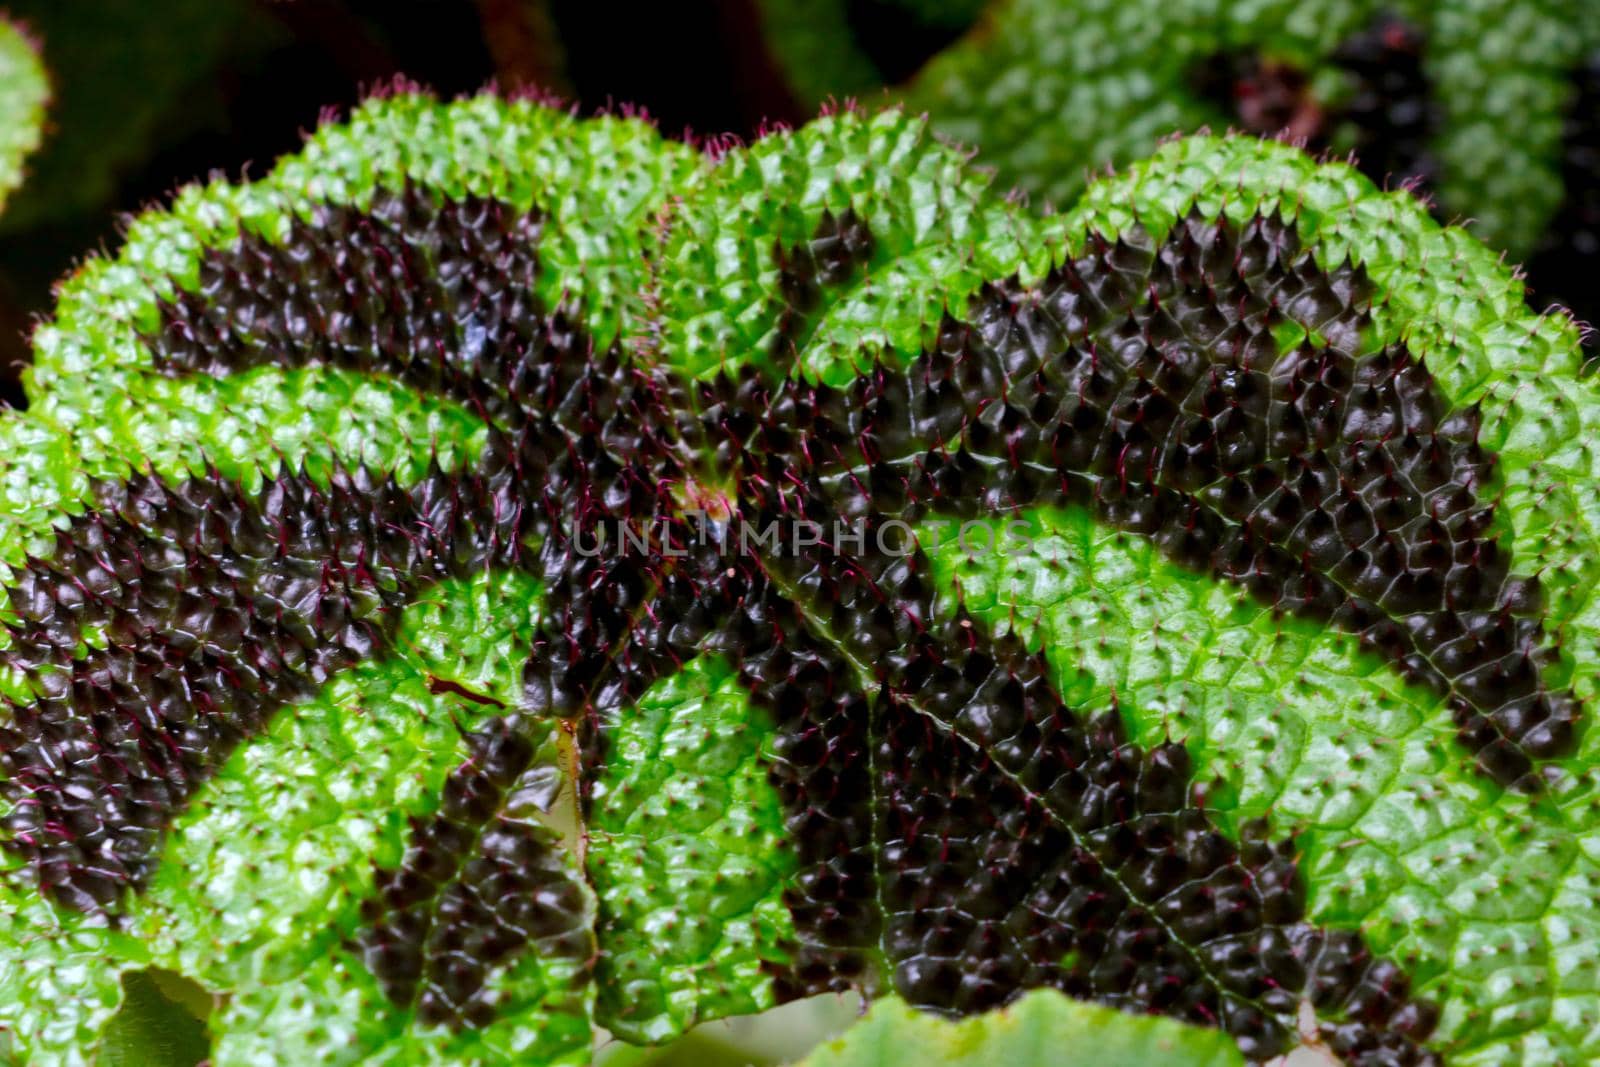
[799,989,1245,1067]
[587,657,800,1043]
[0,89,1592,1067]
[96,970,211,1067]
[0,13,46,212]
[750,0,1600,365]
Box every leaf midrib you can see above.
[757,552,1261,1022]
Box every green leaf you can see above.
[96,970,211,1067]
[587,657,800,1043]
[0,91,1591,1067]
[800,990,1246,1067]
[0,13,47,212]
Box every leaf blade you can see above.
[800,990,1246,1067]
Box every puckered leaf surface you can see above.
[0,90,1592,1067]
[755,0,1596,263]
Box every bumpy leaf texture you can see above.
[0,90,1594,1067]
[0,14,46,212]
[798,988,1245,1066]
[755,0,1600,354]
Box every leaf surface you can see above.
[800,989,1245,1067]
[0,93,1589,1067]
